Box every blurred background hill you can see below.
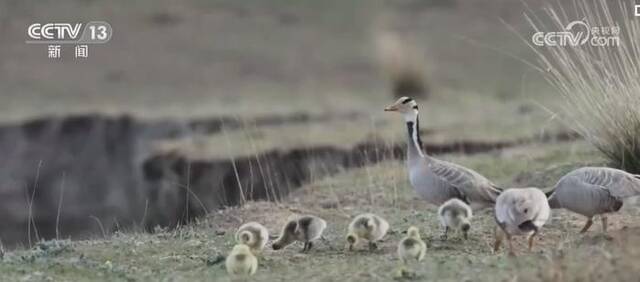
[0,0,569,247]
[0,0,555,120]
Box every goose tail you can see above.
[487,183,503,201]
[544,187,561,209]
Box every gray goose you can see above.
[384,96,502,208]
[547,166,640,233]
[494,188,550,256]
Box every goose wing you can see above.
[429,158,501,203]
[581,167,640,199]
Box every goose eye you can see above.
[524,208,528,214]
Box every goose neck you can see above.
[405,111,425,160]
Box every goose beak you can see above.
[384,104,399,112]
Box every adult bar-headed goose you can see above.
[494,188,550,256]
[547,167,640,233]
[385,97,501,208]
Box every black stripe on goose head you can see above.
[401,97,413,104]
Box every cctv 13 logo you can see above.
[26,21,112,44]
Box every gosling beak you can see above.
[384,104,399,112]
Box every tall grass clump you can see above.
[524,0,640,172]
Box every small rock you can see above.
[186,240,202,247]
[320,201,339,209]
[206,254,225,266]
[215,230,225,236]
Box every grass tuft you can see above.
[524,0,640,172]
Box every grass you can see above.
[524,0,640,172]
[4,140,640,281]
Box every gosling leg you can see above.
[579,217,593,233]
[301,242,311,253]
[493,226,504,253]
[368,241,378,251]
[527,229,539,251]
[601,215,608,233]
[441,226,449,240]
[506,234,516,257]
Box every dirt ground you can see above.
[2,141,640,281]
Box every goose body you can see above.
[225,244,258,277]
[548,167,640,232]
[494,188,550,256]
[438,198,473,240]
[235,222,269,253]
[272,215,327,253]
[346,213,389,251]
[385,97,501,208]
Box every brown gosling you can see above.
[438,198,473,240]
[346,213,389,251]
[235,222,269,254]
[494,188,551,256]
[225,244,258,278]
[272,215,327,253]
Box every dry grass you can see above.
[524,0,640,172]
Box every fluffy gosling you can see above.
[225,244,258,278]
[438,198,473,240]
[494,188,551,256]
[272,215,327,253]
[235,222,269,253]
[395,226,427,279]
[397,226,426,264]
[346,213,390,251]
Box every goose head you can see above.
[407,226,421,239]
[384,96,419,121]
[510,198,536,222]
